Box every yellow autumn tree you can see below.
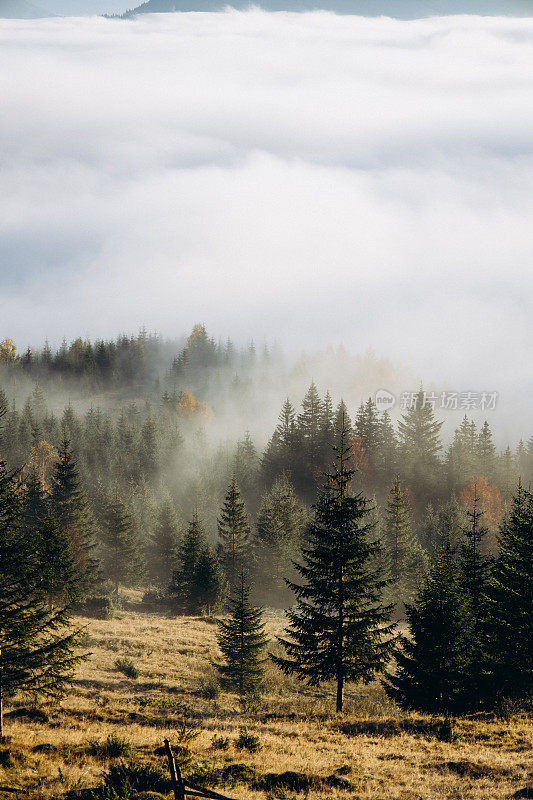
[0,338,17,365]
[177,389,214,421]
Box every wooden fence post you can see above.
[164,738,185,800]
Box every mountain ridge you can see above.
[118,0,533,17]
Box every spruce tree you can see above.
[383,530,472,715]
[459,487,492,707]
[253,476,306,606]
[271,413,395,712]
[24,470,76,607]
[51,439,99,600]
[477,420,496,481]
[398,389,443,505]
[169,514,226,615]
[485,481,533,704]
[383,478,427,611]
[217,569,268,698]
[146,498,181,588]
[217,477,250,592]
[100,494,142,596]
[0,407,83,736]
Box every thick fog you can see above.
[0,12,532,433]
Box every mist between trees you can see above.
[0,323,532,721]
[0,324,531,613]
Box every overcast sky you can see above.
[0,11,532,430]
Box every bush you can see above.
[104,759,171,795]
[234,728,261,753]
[77,596,114,620]
[210,734,230,750]
[115,657,139,679]
[200,677,221,700]
[141,590,169,611]
[88,734,132,760]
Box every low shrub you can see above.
[115,657,139,679]
[88,734,132,760]
[234,727,261,753]
[76,596,114,620]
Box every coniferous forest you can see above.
[0,325,531,730]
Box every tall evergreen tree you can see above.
[146,498,181,588]
[169,514,226,615]
[383,478,427,611]
[0,406,83,736]
[398,389,443,506]
[253,476,306,606]
[485,481,533,704]
[100,494,142,596]
[217,476,250,591]
[383,530,472,715]
[459,487,492,707]
[51,439,99,600]
[271,413,395,712]
[476,420,496,481]
[217,569,268,698]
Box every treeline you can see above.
[0,324,270,393]
[0,396,531,723]
[1,371,533,613]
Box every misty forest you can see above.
[1,4,532,800]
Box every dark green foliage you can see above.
[0,415,84,734]
[458,488,492,707]
[398,389,443,506]
[253,476,306,606]
[169,514,226,615]
[272,414,395,712]
[51,439,100,600]
[383,530,473,715]
[235,727,262,752]
[217,476,250,592]
[115,657,139,679]
[88,734,132,760]
[383,477,427,610]
[145,498,181,588]
[100,494,142,595]
[485,481,533,704]
[217,570,268,698]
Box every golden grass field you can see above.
[0,600,531,800]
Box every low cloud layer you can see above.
[0,12,532,429]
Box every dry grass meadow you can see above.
[1,598,531,800]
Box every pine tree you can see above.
[193,547,226,616]
[374,411,398,490]
[253,476,306,606]
[261,398,297,488]
[0,405,83,736]
[383,530,473,715]
[146,498,181,588]
[169,514,226,615]
[51,439,99,600]
[459,487,492,707]
[446,416,477,493]
[355,398,381,482]
[24,470,76,606]
[100,494,142,596]
[271,413,395,712]
[217,569,268,698]
[398,389,443,506]
[477,420,496,481]
[485,481,533,704]
[217,477,250,592]
[383,478,427,611]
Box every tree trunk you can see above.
[336,672,343,713]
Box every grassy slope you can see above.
[0,605,531,800]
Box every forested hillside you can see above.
[1,325,531,613]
